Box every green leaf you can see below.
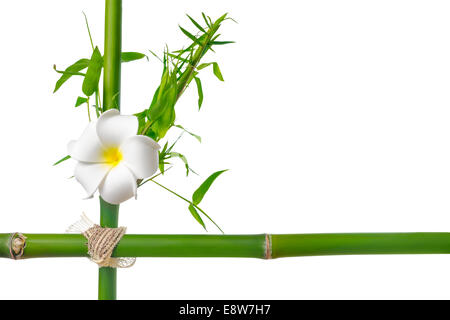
[211,34,221,41]
[82,11,95,51]
[147,68,179,140]
[197,62,213,70]
[135,110,147,132]
[151,102,176,140]
[188,204,207,230]
[169,152,195,176]
[149,84,176,123]
[75,96,88,108]
[158,69,170,99]
[82,47,103,97]
[192,169,228,205]
[206,15,213,27]
[53,65,86,77]
[212,62,224,81]
[53,58,90,93]
[149,179,223,233]
[226,16,239,24]
[166,134,183,154]
[158,143,168,174]
[148,50,163,63]
[179,26,203,46]
[161,141,169,153]
[210,41,235,45]
[121,52,148,63]
[53,155,71,166]
[159,159,165,174]
[201,12,211,28]
[214,13,229,27]
[166,53,190,64]
[175,124,202,143]
[194,77,204,109]
[186,14,206,33]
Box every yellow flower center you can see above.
[102,147,123,167]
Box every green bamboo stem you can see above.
[100,0,122,300]
[98,198,119,300]
[103,0,122,112]
[2,233,450,259]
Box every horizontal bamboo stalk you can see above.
[2,233,450,260]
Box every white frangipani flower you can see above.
[68,109,160,204]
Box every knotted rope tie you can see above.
[67,213,135,268]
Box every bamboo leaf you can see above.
[210,41,235,45]
[226,17,239,24]
[175,124,202,143]
[186,14,206,33]
[149,180,224,233]
[211,34,221,41]
[166,134,183,154]
[82,11,95,50]
[82,47,103,97]
[75,96,88,108]
[158,143,169,174]
[148,70,178,138]
[169,152,195,176]
[188,204,207,230]
[179,26,203,46]
[166,53,190,63]
[205,44,216,54]
[53,58,90,93]
[121,52,148,63]
[161,141,169,154]
[207,15,213,27]
[192,170,228,205]
[135,110,148,132]
[201,12,211,28]
[148,50,163,63]
[151,102,177,140]
[214,13,229,27]
[53,155,71,166]
[158,69,170,99]
[53,65,86,77]
[159,160,165,174]
[194,77,204,109]
[212,62,224,81]
[197,62,213,70]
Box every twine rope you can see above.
[67,213,135,268]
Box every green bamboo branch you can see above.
[175,24,216,101]
[139,13,230,138]
[3,233,450,260]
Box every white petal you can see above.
[98,163,137,204]
[74,162,111,198]
[67,140,76,155]
[120,135,160,179]
[96,109,138,147]
[68,122,105,162]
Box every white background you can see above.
[1,0,450,299]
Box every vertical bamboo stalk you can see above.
[98,198,120,299]
[99,0,122,301]
[103,0,122,112]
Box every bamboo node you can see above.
[9,233,27,260]
[264,233,272,260]
[67,213,135,268]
